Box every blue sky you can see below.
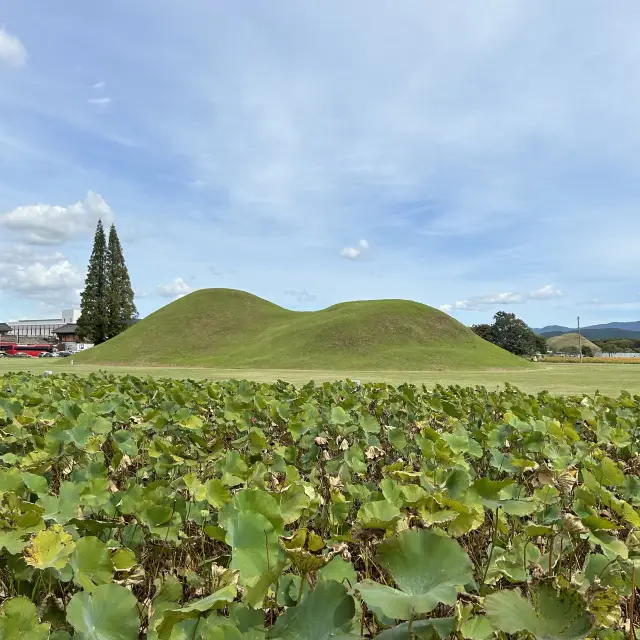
[1,1,639,327]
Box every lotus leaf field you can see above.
[1,373,640,638]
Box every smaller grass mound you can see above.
[547,333,600,354]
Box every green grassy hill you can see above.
[76,289,530,370]
[547,333,600,354]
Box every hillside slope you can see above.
[548,333,600,354]
[76,289,529,370]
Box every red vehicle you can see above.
[0,343,54,357]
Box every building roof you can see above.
[0,323,11,333]
[53,323,78,335]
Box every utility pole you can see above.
[577,316,582,363]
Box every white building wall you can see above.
[8,309,81,340]
[62,309,81,323]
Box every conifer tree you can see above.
[105,224,137,338]
[77,220,108,344]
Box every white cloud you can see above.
[0,259,83,304]
[442,284,564,312]
[92,81,106,90]
[0,191,114,245]
[0,27,27,67]
[157,277,192,298]
[340,239,369,260]
[528,284,562,299]
[0,243,83,307]
[88,97,112,108]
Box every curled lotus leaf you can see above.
[24,525,75,571]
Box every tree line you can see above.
[77,220,137,345]
[593,338,640,353]
[472,311,547,357]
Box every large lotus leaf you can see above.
[588,530,629,559]
[222,489,284,533]
[22,472,49,496]
[0,529,30,555]
[225,511,280,583]
[244,560,287,608]
[358,528,473,619]
[460,615,494,640]
[24,525,75,570]
[196,618,243,639]
[67,583,140,640]
[206,478,232,509]
[356,501,402,529]
[470,478,535,515]
[356,583,424,620]
[266,580,356,639]
[37,482,82,525]
[277,482,312,524]
[71,536,114,591]
[485,584,593,640]
[112,548,137,571]
[331,406,350,425]
[319,556,358,586]
[376,617,455,639]
[0,597,49,640]
[154,583,238,640]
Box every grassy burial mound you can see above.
[75,288,530,370]
[548,332,600,354]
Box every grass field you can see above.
[74,288,527,370]
[1,359,639,395]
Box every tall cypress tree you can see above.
[105,224,137,338]
[77,220,108,344]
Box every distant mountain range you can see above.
[534,321,640,340]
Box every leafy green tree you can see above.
[105,224,137,338]
[471,323,495,343]
[535,334,548,354]
[77,220,108,344]
[582,345,594,358]
[473,311,538,357]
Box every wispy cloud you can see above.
[341,239,369,260]
[0,27,27,67]
[87,97,112,108]
[92,81,106,90]
[441,285,563,312]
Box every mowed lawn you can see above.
[0,359,639,395]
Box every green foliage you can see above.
[595,337,640,353]
[105,223,138,339]
[66,583,140,639]
[78,220,136,344]
[357,529,474,619]
[472,310,539,357]
[77,219,108,344]
[0,597,49,639]
[485,584,593,639]
[75,288,529,369]
[1,372,640,637]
